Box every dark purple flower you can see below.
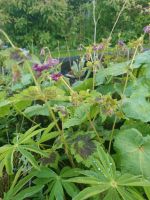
[118,40,125,46]
[93,43,104,51]
[51,73,62,81]
[144,25,150,34]
[32,58,59,74]
[32,63,49,72]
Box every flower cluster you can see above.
[93,43,104,51]
[118,40,125,47]
[143,25,150,34]
[50,72,62,81]
[33,58,59,75]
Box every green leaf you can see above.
[117,174,150,186]
[122,96,150,122]
[73,185,109,200]
[21,145,48,157]
[63,118,81,129]
[24,104,49,117]
[95,61,140,85]
[12,185,43,200]
[64,104,90,128]
[18,125,43,144]
[62,182,79,198]
[73,78,93,91]
[38,131,59,144]
[144,187,150,200]
[43,121,58,135]
[35,167,57,178]
[12,172,36,196]
[0,100,11,117]
[18,147,39,170]
[134,50,150,65]
[114,128,150,179]
[103,188,121,200]
[120,120,150,136]
[66,176,102,184]
[4,148,14,175]
[53,180,64,200]
[117,187,144,200]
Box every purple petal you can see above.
[118,40,125,46]
[47,58,60,66]
[51,73,62,81]
[144,25,150,34]
[93,43,104,51]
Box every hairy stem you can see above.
[0,29,16,49]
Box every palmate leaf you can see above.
[24,104,49,117]
[4,168,40,200]
[144,187,150,200]
[34,166,80,199]
[95,50,150,86]
[18,125,44,144]
[121,76,150,122]
[73,78,93,91]
[62,182,79,198]
[120,120,150,136]
[95,61,140,85]
[73,185,110,200]
[122,96,150,122]
[0,126,47,175]
[67,146,150,200]
[103,188,121,200]
[12,185,43,200]
[114,128,150,180]
[18,147,39,170]
[134,50,150,65]
[64,104,91,128]
[0,100,11,117]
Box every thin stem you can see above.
[13,104,40,126]
[122,45,139,96]
[93,0,97,45]
[60,77,74,94]
[0,29,16,49]
[108,1,127,40]
[108,116,117,153]
[93,65,96,90]
[61,117,75,167]
[99,0,127,63]
[87,114,101,142]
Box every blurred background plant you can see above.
[0,0,149,53]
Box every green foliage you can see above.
[0,0,150,49]
[67,146,150,200]
[0,125,47,176]
[114,128,150,180]
[3,168,43,200]
[0,0,68,49]
[33,166,80,199]
[0,4,150,198]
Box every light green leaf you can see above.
[38,131,59,144]
[114,128,150,179]
[24,104,49,117]
[73,185,109,200]
[12,185,43,200]
[18,147,39,170]
[144,187,150,200]
[21,145,48,157]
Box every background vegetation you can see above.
[0,0,150,199]
[0,0,150,51]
